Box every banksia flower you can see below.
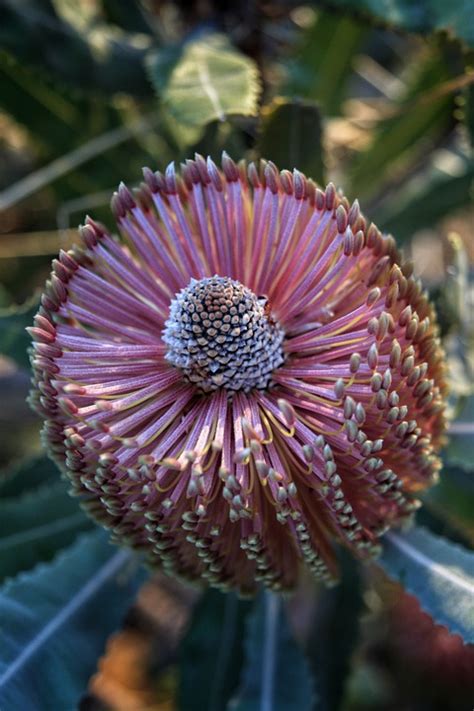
[29,155,447,594]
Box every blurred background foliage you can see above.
[0,0,473,709]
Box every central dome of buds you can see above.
[162,275,285,393]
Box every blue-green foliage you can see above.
[178,590,253,711]
[0,477,93,582]
[324,0,474,48]
[0,530,146,710]
[230,593,315,711]
[378,525,474,642]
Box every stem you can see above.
[261,591,280,711]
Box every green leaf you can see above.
[0,529,146,709]
[323,0,474,49]
[376,160,474,244]
[445,396,474,472]
[0,298,38,369]
[0,455,58,498]
[349,51,454,199]
[148,33,261,130]
[257,98,325,184]
[178,590,252,711]
[230,593,315,710]
[0,0,151,95]
[0,478,94,582]
[306,551,363,711]
[378,525,474,642]
[285,10,366,116]
[423,465,474,545]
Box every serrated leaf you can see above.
[0,298,38,368]
[0,478,93,581]
[0,455,57,498]
[178,590,252,711]
[378,525,474,642]
[306,551,363,711]
[229,593,315,710]
[149,33,260,129]
[324,0,474,48]
[257,98,325,184]
[0,529,146,709]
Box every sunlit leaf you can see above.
[0,478,93,582]
[178,590,252,711]
[257,98,325,184]
[0,530,146,709]
[148,33,261,129]
[378,525,474,642]
[230,593,315,710]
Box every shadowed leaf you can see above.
[306,551,363,711]
[257,98,325,184]
[0,455,59,498]
[0,478,93,582]
[0,530,146,709]
[230,593,315,710]
[0,0,151,95]
[0,298,38,369]
[376,160,474,243]
[178,589,252,711]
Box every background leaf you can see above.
[148,33,260,131]
[178,589,252,711]
[0,477,93,582]
[306,552,363,711]
[0,298,38,368]
[378,525,474,642]
[444,396,474,471]
[230,593,315,711]
[0,0,152,95]
[423,464,474,546]
[0,529,146,709]
[0,455,57,497]
[285,10,366,116]
[257,98,325,184]
[323,0,474,48]
[376,159,474,243]
[349,50,454,199]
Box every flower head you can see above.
[29,154,447,593]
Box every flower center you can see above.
[163,275,285,393]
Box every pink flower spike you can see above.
[29,154,447,595]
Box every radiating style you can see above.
[29,154,447,593]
